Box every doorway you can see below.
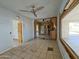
[12,17,23,47]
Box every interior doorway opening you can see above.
[12,17,23,47]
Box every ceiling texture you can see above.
[0,0,67,18]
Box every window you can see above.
[69,22,79,35]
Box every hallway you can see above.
[0,0,79,59]
[0,37,62,59]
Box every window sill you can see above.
[61,36,79,59]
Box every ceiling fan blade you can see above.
[34,12,37,17]
[35,6,44,12]
[20,10,32,12]
[32,11,37,17]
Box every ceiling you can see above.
[0,0,65,18]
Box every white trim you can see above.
[0,47,13,54]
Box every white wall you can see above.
[12,20,18,39]
[22,16,34,44]
[57,0,68,40]
[0,4,34,53]
[0,5,34,53]
[59,0,68,14]
[57,0,70,58]
[0,6,19,53]
[57,13,70,59]
[57,39,70,59]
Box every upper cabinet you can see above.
[50,17,57,31]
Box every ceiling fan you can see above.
[20,5,44,17]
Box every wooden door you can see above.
[18,19,23,46]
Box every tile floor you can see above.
[0,38,62,59]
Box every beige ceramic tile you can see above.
[0,35,62,59]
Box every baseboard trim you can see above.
[0,47,13,54]
[22,38,34,45]
[0,38,34,54]
[26,38,34,42]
